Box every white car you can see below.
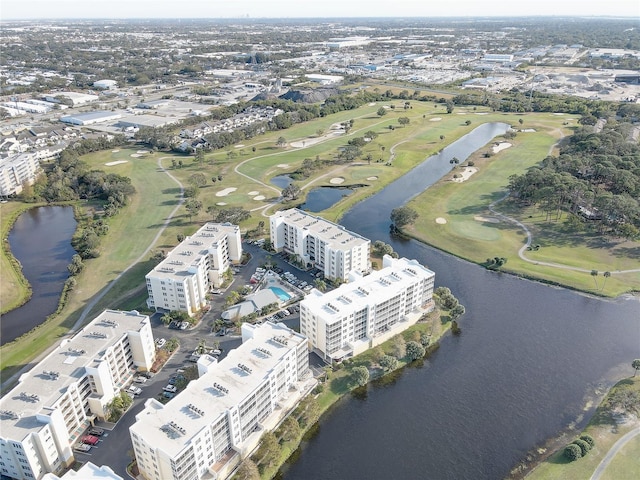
[163,385,177,393]
[74,443,91,453]
[134,376,147,383]
[127,385,142,396]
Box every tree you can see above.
[580,435,595,449]
[390,206,418,228]
[633,359,640,377]
[296,396,320,428]
[364,130,378,140]
[185,199,202,222]
[392,335,406,359]
[440,135,445,142]
[563,443,582,461]
[188,173,207,188]
[601,271,611,291]
[446,100,455,114]
[351,366,370,386]
[282,183,302,201]
[572,438,591,456]
[379,354,399,371]
[449,304,466,321]
[377,107,387,117]
[398,117,410,127]
[590,270,599,289]
[255,432,280,469]
[235,459,260,480]
[314,278,327,292]
[278,416,301,443]
[276,136,287,147]
[405,341,426,361]
[194,148,205,164]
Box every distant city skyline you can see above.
[1,0,638,20]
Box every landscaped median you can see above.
[234,300,455,479]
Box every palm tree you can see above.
[590,270,599,289]
[601,271,611,291]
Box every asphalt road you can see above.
[74,241,312,477]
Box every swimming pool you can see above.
[269,286,291,302]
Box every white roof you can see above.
[302,257,434,323]
[130,322,306,457]
[148,223,239,281]
[272,208,369,251]
[0,310,150,441]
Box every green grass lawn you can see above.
[403,115,640,297]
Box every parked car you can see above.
[155,338,166,348]
[134,376,147,383]
[88,427,104,436]
[163,391,176,399]
[180,322,190,330]
[168,375,184,385]
[74,443,91,453]
[81,435,99,446]
[212,349,222,356]
[163,385,177,393]
[127,386,142,396]
[140,371,154,379]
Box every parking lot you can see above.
[76,240,315,477]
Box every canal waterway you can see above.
[1,206,76,345]
[280,123,640,479]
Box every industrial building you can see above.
[145,223,242,316]
[93,79,118,90]
[60,111,122,126]
[44,92,99,106]
[0,310,156,480]
[129,322,312,480]
[300,255,435,362]
[269,208,370,282]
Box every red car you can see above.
[81,435,99,446]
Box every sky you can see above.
[1,0,639,20]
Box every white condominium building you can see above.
[130,322,312,480]
[146,223,242,316]
[0,153,41,196]
[0,310,156,480]
[300,256,435,362]
[269,208,370,282]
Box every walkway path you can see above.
[590,426,640,480]
[70,157,185,331]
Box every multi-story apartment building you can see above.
[146,223,242,316]
[129,322,312,480]
[0,153,41,196]
[0,310,156,480]
[269,208,370,282]
[300,255,435,362]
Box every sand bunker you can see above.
[330,177,345,185]
[277,164,289,168]
[111,149,120,153]
[457,112,467,115]
[247,191,259,196]
[493,142,512,154]
[234,144,245,148]
[130,153,142,158]
[368,102,376,106]
[105,160,128,166]
[429,117,442,122]
[475,112,489,115]
[366,176,378,181]
[216,187,237,197]
[435,217,447,224]
[474,215,500,224]
[216,202,227,206]
[253,195,266,201]
[521,129,536,133]
[136,150,149,154]
[452,167,478,183]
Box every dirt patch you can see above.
[493,142,512,154]
[105,160,128,166]
[435,217,447,224]
[216,188,237,197]
[452,167,478,183]
[474,215,500,223]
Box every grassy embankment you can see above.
[403,115,640,297]
[523,375,640,480]
[0,201,38,314]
